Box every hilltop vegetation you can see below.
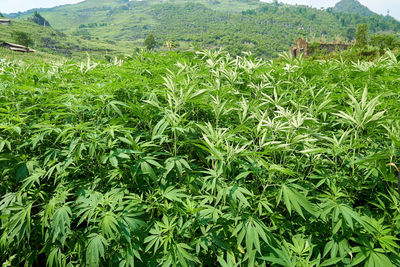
[333,0,376,17]
[1,49,400,266]
[7,0,400,57]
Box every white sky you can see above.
[1,0,399,20]
[0,0,83,14]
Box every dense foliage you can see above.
[7,0,400,57]
[1,50,400,266]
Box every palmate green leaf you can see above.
[261,247,294,267]
[162,186,187,203]
[320,198,363,232]
[118,243,143,267]
[21,169,45,190]
[139,157,163,180]
[107,100,128,118]
[360,216,400,253]
[229,185,252,208]
[6,202,32,245]
[75,191,103,226]
[100,212,119,238]
[378,235,400,253]
[233,215,273,257]
[0,139,11,152]
[217,251,240,267]
[366,252,394,267]
[338,205,362,230]
[175,242,200,266]
[0,192,18,210]
[47,247,66,267]
[122,213,146,233]
[152,118,170,141]
[51,205,71,245]
[86,233,108,267]
[140,161,156,180]
[319,257,343,266]
[351,249,394,267]
[279,185,318,219]
[268,164,296,177]
[164,157,191,177]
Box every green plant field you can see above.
[1,50,400,266]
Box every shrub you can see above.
[12,31,34,47]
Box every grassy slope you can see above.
[0,18,136,60]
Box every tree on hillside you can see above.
[12,31,34,47]
[370,33,400,50]
[355,24,368,47]
[144,34,157,50]
[346,27,356,41]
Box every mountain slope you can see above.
[333,0,375,16]
[6,0,400,58]
[0,17,134,59]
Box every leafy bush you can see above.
[355,24,368,47]
[370,33,400,51]
[1,50,400,266]
[144,34,157,50]
[12,31,34,47]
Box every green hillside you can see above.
[333,0,376,16]
[7,0,400,58]
[0,18,135,60]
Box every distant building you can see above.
[0,19,11,26]
[2,42,36,53]
[290,37,350,58]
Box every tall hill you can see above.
[6,0,400,57]
[333,0,375,16]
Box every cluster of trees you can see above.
[355,24,399,49]
[143,34,177,51]
[79,23,108,29]
[307,24,400,61]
